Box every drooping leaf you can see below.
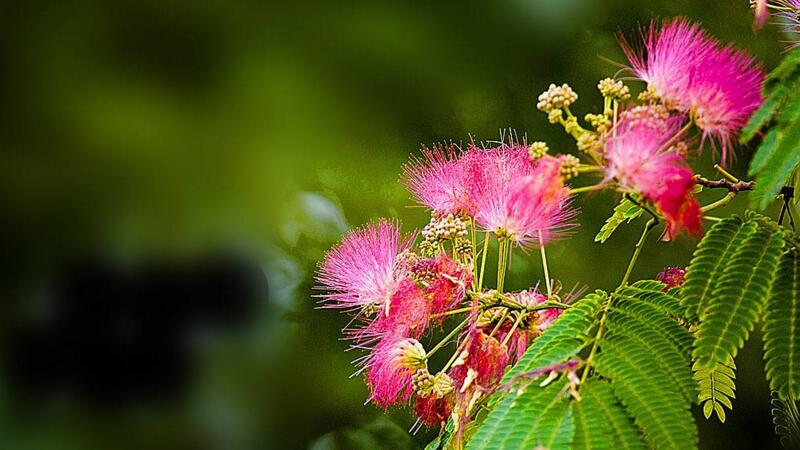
[693,226,785,367]
[695,358,737,423]
[764,248,800,399]
[771,392,800,448]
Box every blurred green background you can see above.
[0,0,789,449]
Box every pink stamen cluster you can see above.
[604,106,702,237]
[621,18,764,164]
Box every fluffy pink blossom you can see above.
[403,144,471,215]
[460,143,534,216]
[621,18,764,164]
[365,337,427,408]
[316,220,412,311]
[418,254,473,317]
[474,154,575,248]
[367,278,432,340]
[515,290,563,331]
[604,107,702,237]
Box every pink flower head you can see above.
[657,266,687,290]
[474,155,576,248]
[621,18,764,165]
[604,107,702,237]
[420,254,473,316]
[365,337,427,408]
[316,220,412,311]
[461,142,534,216]
[515,289,563,331]
[688,45,764,163]
[449,328,509,390]
[367,278,432,340]
[414,395,454,427]
[403,144,470,215]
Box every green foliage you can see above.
[745,51,800,210]
[572,380,647,450]
[595,198,643,244]
[771,392,800,448]
[467,381,573,450]
[764,249,800,399]
[468,283,697,450]
[681,216,754,322]
[694,358,736,423]
[693,226,785,367]
[503,292,604,380]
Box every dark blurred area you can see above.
[0,1,787,449]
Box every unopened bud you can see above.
[528,141,549,160]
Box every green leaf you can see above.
[572,380,647,450]
[595,198,643,244]
[695,358,737,423]
[741,84,787,144]
[749,128,781,175]
[693,226,785,368]
[764,248,800,399]
[503,291,604,381]
[766,46,800,89]
[607,292,695,405]
[750,88,800,210]
[594,336,698,450]
[680,216,755,322]
[771,392,800,448]
[466,381,573,450]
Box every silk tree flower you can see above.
[449,328,509,391]
[474,155,576,248]
[413,254,473,317]
[621,18,764,164]
[365,337,427,408]
[316,220,412,312]
[461,142,534,214]
[604,107,702,237]
[772,1,800,50]
[403,143,472,215]
[414,395,454,427]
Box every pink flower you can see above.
[365,337,427,408]
[316,220,412,311]
[688,45,764,163]
[367,278,432,340]
[474,154,575,248]
[449,328,509,390]
[420,254,473,317]
[461,143,534,216]
[403,144,471,215]
[604,107,702,237]
[414,395,453,427]
[515,290,563,331]
[621,18,764,164]
[657,266,687,290]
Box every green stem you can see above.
[424,316,471,361]
[430,304,482,318]
[478,232,490,291]
[620,218,657,287]
[500,312,526,347]
[538,230,553,299]
[569,184,606,195]
[488,310,509,339]
[701,192,736,213]
[579,296,612,386]
[714,164,740,183]
[497,238,509,292]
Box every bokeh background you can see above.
[0,0,790,449]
